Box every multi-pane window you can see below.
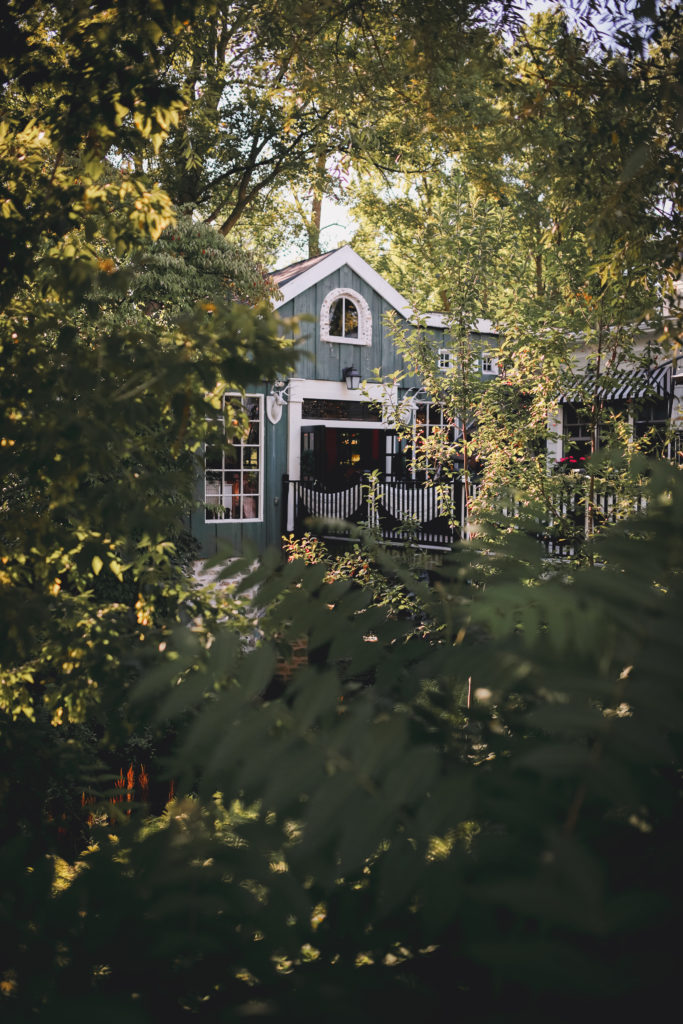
[415,400,457,439]
[205,395,262,522]
[436,350,497,375]
[562,401,630,462]
[321,288,371,346]
[328,297,359,339]
[405,400,459,480]
[437,349,452,372]
[634,398,670,455]
[563,403,592,460]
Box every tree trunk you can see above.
[535,251,544,297]
[462,421,472,538]
[307,154,326,258]
[308,190,323,258]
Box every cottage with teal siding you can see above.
[190,245,500,555]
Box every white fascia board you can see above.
[475,318,497,334]
[288,377,396,405]
[426,312,498,334]
[273,245,414,320]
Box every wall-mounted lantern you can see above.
[343,366,361,391]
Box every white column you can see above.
[547,404,563,465]
[286,380,305,531]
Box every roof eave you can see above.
[271,246,498,335]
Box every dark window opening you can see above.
[300,426,383,486]
[562,401,630,465]
[302,398,381,422]
[634,398,670,455]
[329,297,359,339]
[563,403,592,461]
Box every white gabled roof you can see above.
[272,245,412,320]
[271,245,497,335]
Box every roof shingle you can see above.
[270,250,336,288]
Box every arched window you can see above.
[320,288,372,346]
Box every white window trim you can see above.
[320,287,372,347]
[301,418,384,430]
[482,352,499,374]
[409,399,459,480]
[437,348,452,372]
[205,393,264,524]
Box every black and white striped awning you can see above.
[559,363,671,403]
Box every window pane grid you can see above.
[404,401,457,479]
[205,395,262,521]
[438,349,452,371]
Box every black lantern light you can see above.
[343,366,360,391]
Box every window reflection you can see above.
[328,297,358,338]
[205,395,262,521]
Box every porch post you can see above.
[281,474,290,536]
[286,380,304,532]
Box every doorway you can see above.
[301,427,383,486]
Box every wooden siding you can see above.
[278,268,498,390]
[277,266,421,385]
[191,382,289,557]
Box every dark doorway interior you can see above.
[301,427,382,486]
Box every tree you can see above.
[0,0,297,854]
[350,8,679,551]
[357,166,508,524]
[108,0,530,247]
[2,2,683,1021]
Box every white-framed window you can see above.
[320,287,372,346]
[205,394,263,522]
[438,348,452,372]
[438,349,493,374]
[404,399,459,480]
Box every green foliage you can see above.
[2,3,683,1022]
[116,212,279,323]
[353,7,678,550]
[282,529,430,625]
[0,0,297,856]
[5,464,682,1020]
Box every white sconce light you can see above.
[343,366,361,391]
[395,386,426,426]
[398,397,418,425]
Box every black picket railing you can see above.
[283,473,650,557]
[284,475,467,548]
